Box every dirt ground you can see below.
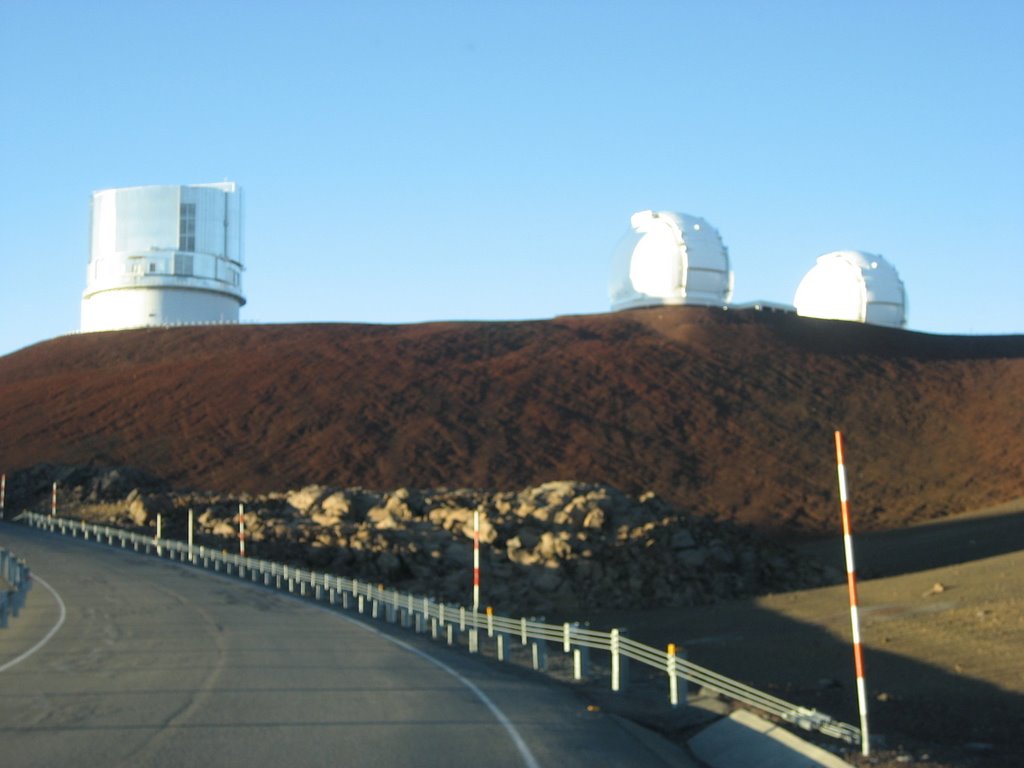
[2,309,1022,540]
[2,311,1021,766]
[584,499,1024,767]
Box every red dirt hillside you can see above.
[1,307,1021,538]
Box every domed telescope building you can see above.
[81,182,245,332]
[609,210,734,311]
[793,250,907,328]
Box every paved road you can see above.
[0,522,691,767]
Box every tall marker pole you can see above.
[51,482,57,518]
[472,508,480,616]
[1,473,6,519]
[188,508,194,562]
[238,503,246,557]
[835,430,870,756]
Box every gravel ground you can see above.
[584,501,1024,767]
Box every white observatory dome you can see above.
[793,250,907,328]
[609,210,733,311]
[81,182,245,333]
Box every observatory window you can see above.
[175,254,194,276]
[179,203,196,252]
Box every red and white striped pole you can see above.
[238,502,246,557]
[472,508,480,616]
[835,430,870,756]
[51,482,57,518]
[1,473,6,519]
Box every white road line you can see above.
[14,536,537,765]
[315,601,542,768]
[0,574,67,674]
[157,560,542,767]
[362,623,542,768]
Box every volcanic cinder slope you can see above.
[1,307,1021,539]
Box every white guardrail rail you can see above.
[16,511,861,746]
[1,545,32,628]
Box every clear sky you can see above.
[1,1,1021,357]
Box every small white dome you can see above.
[609,210,733,311]
[793,250,907,328]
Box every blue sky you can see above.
[1,0,1021,356]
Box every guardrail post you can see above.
[611,628,629,692]
[531,638,547,671]
[573,646,590,681]
[486,606,494,637]
[431,617,439,640]
[0,591,8,629]
[446,622,455,646]
[667,644,679,706]
[520,617,528,645]
[497,631,510,662]
[468,628,479,654]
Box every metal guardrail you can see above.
[16,511,862,745]
[1,546,32,628]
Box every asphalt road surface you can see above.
[0,521,691,767]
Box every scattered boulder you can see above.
[128,493,174,526]
[12,464,833,616]
[286,485,328,514]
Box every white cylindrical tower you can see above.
[609,210,733,311]
[793,250,907,328]
[81,182,245,332]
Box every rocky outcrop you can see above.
[8,465,834,616]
